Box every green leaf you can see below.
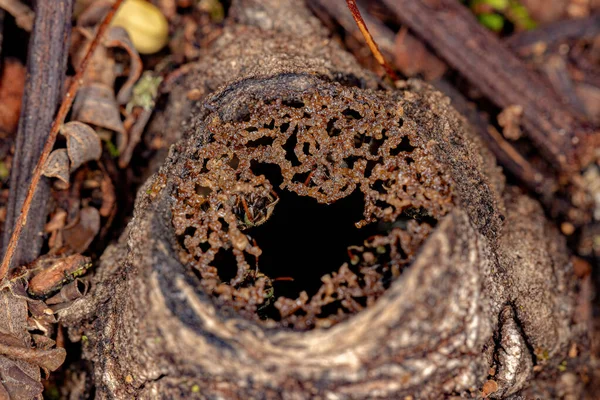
[478,13,505,31]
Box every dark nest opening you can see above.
[249,189,374,301]
[171,82,455,329]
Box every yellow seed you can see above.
[111,0,169,54]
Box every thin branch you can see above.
[0,0,124,282]
[345,0,398,81]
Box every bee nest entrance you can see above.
[172,82,454,330]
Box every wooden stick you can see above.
[2,0,74,268]
[0,0,124,282]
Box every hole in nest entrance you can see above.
[247,189,379,304]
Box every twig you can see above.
[308,0,395,59]
[0,0,124,282]
[344,0,398,81]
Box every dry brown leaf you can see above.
[0,380,10,399]
[0,358,43,400]
[71,27,117,87]
[72,83,126,136]
[42,149,70,185]
[105,26,143,105]
[0,343,66,372]
[44,209,67,233]
[45,279,89,305]
[0,332,23,348]
[0,291,41,399]
[30,335,56,351]
[27,254,92,297]
[62,207,101,253]
[26,300,56,337]
[62,121,102,171]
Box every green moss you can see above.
[127,72,163,113]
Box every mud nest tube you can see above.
[172,81,457,330]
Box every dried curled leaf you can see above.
[62,121,102,171]
[62,207,101,253]
[71,27,116,88]
[0,343,66,372]
[104,26,143,105]
[42,149,70,185]
[72,83,126,136]
[0,357,43,400]
[30,335,56,351]
[28,254,92,297]
[45,279,89,305]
